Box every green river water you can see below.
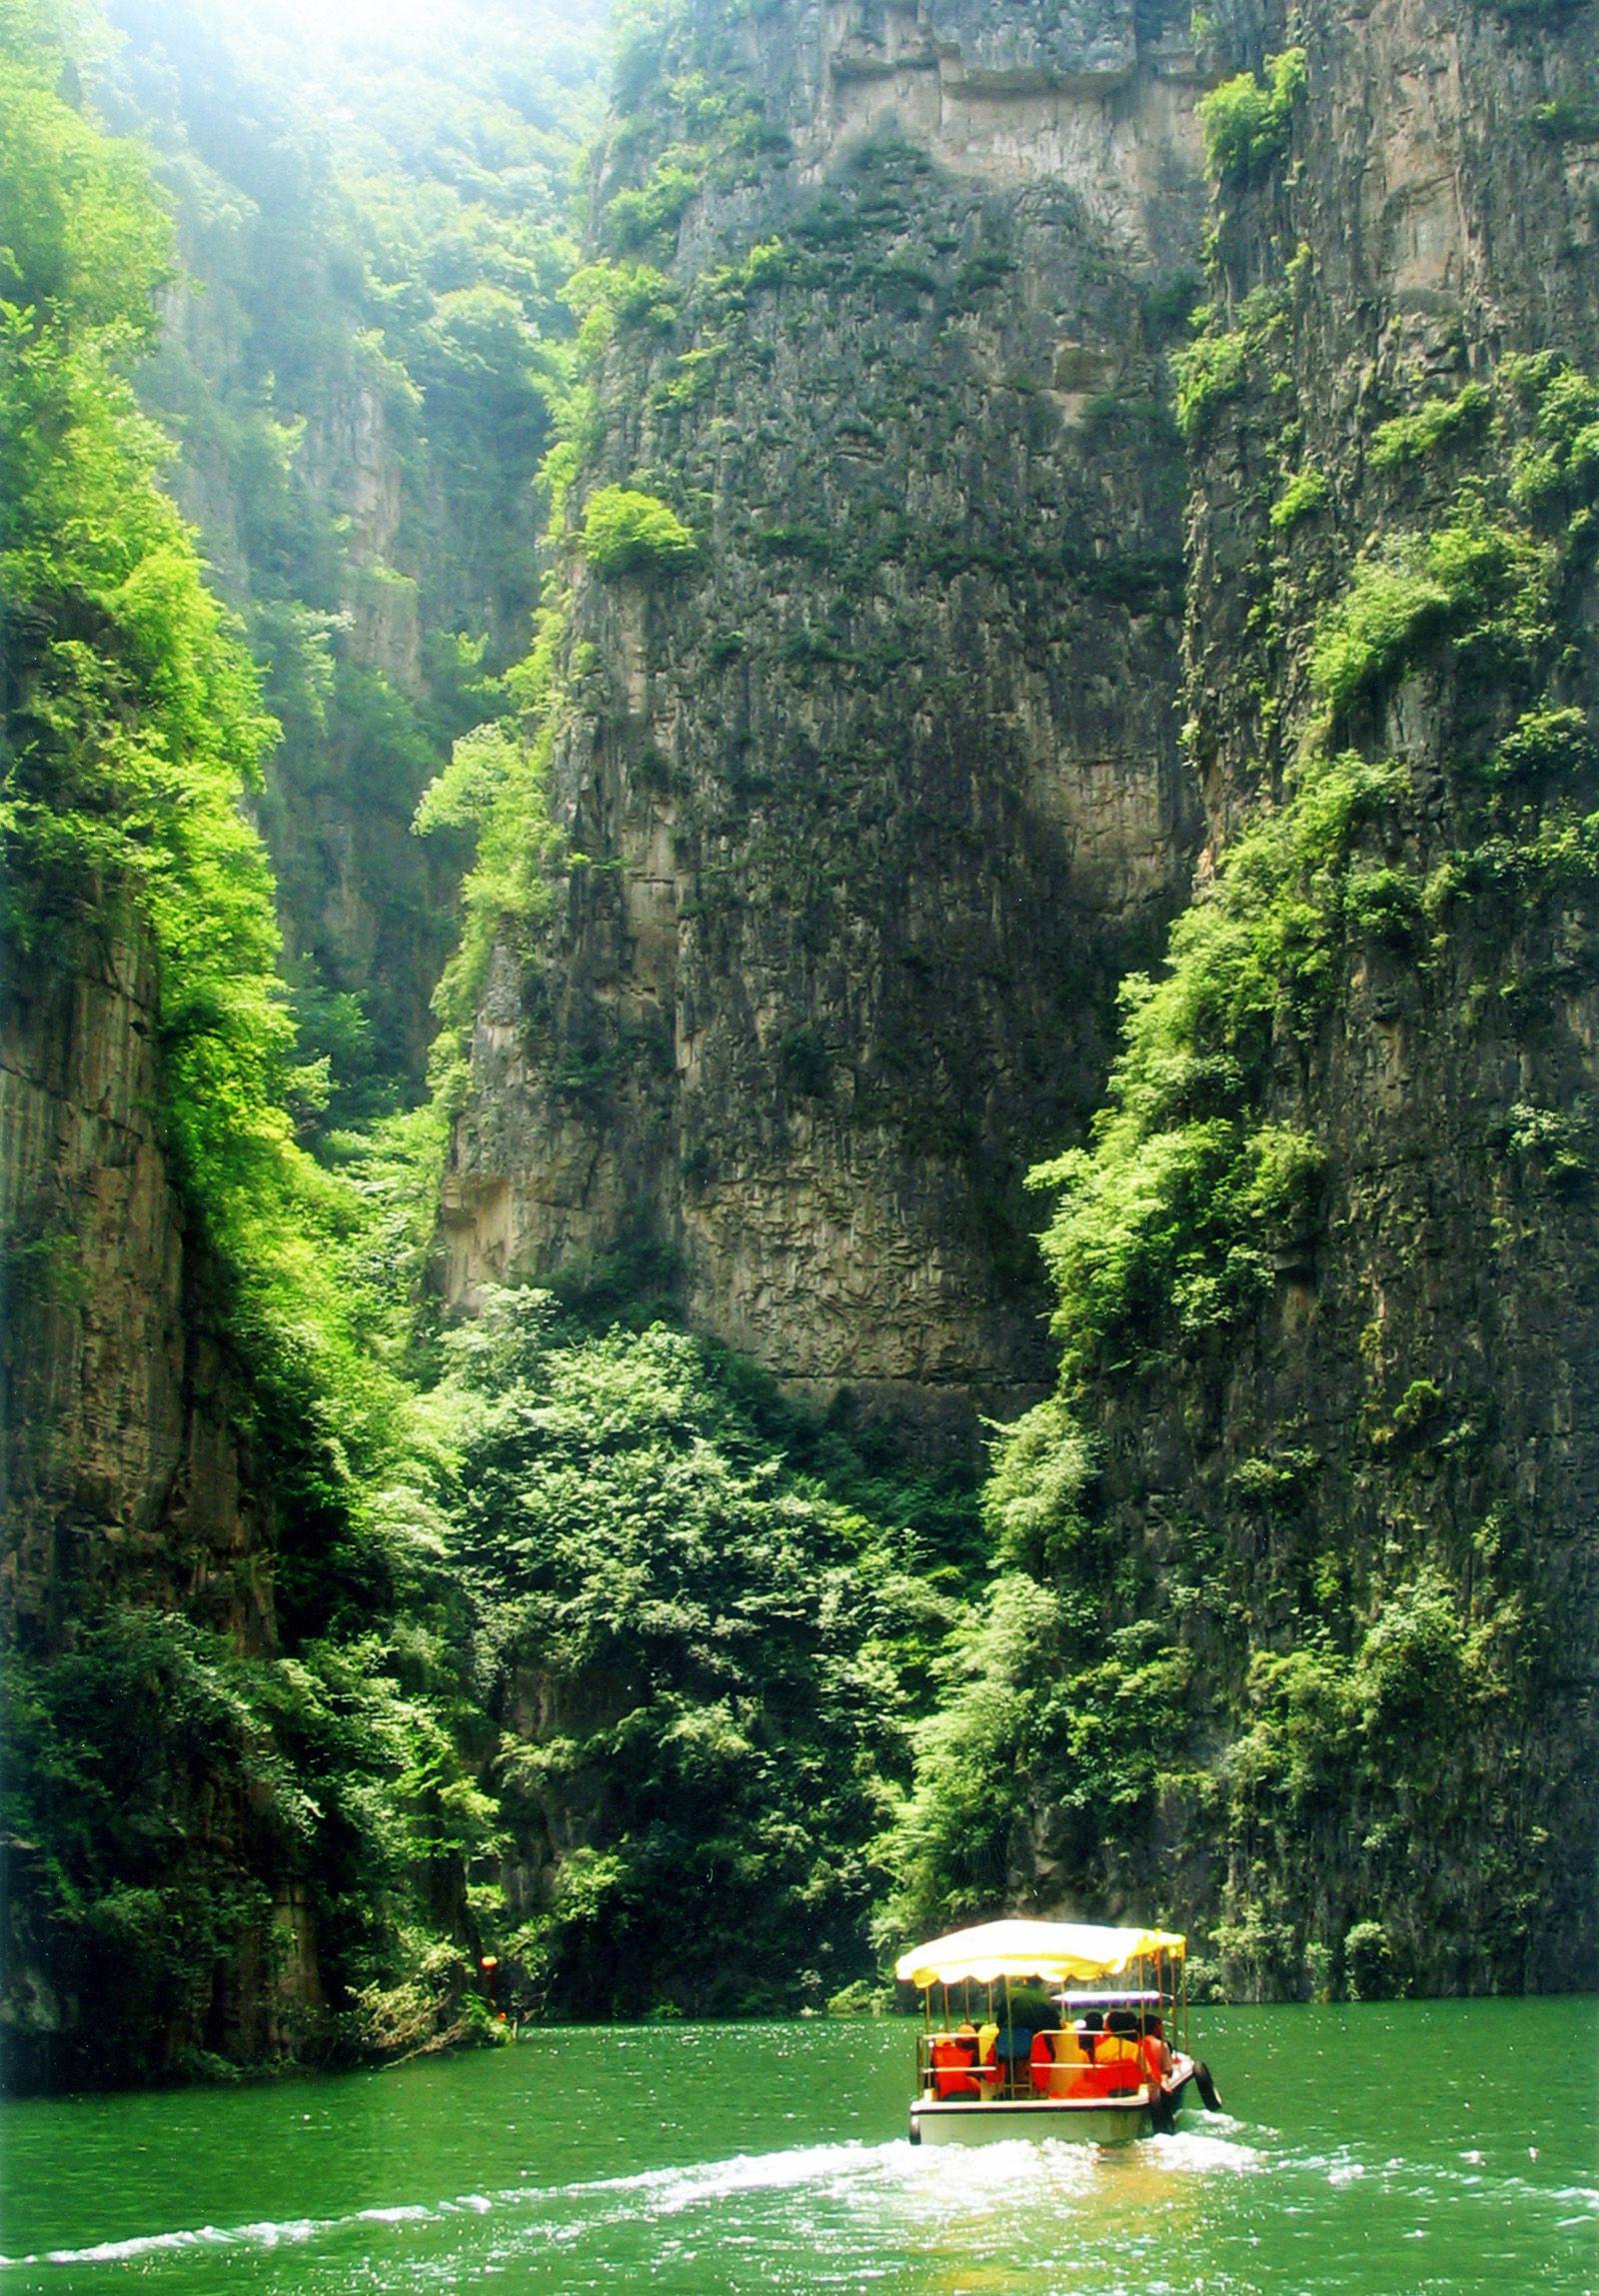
[2,2002,1594,2294]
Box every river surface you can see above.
[2,2002,1594,2294]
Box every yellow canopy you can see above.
[894,1918,1186,1990]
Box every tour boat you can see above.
[895,1918,1222,2146]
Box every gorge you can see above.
[2,0,1597,2094]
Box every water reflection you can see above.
[887,2133,1252,2296]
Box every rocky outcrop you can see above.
[0,927,272,1648]
[928,0,1599,1993]
[446,0,1599,1986]
[442,0,1208,1425]
[0,920,322,2080]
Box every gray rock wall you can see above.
[443,0,1208,1425]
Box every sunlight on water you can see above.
[2,2004,1594,2295]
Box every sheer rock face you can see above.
[442,0,1208,1424]
[443,0,1599,1984]
[0,931,272,1651]
[1060,0,1599,1989]
[0,926,322,2071]
[143,206,464,1093]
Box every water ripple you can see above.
[0,2128,1268,2275]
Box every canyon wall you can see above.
[891,0,1599,1992]
[441,0,1208,1428]
[0,918,323,2084]
[1154,0,1599,1990]
[447,0,1599,1988]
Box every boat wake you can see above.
[0,2124,1266,2275]
[0,2150,883,2273]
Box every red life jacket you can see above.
[930,2036,980,2098]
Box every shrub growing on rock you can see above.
[579,484,696,577]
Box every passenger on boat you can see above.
[1096,2010,1147,2094]
[995,2026,1034,2093]
[935,2020,999,2096]
[1138,2014,1174,2079]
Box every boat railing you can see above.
[915,2028,1170,2104]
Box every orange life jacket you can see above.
[931,2036,980,2098]
[1085,2035,1145,2096]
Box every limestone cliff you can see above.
[441,0,1207,1425]
[0,921,321,2082]
[893,0,1599,1993]
[99,0,597,1098]
[445,0,1599,1989]
[1,931,273,1650]
[1171,0,1599,1992]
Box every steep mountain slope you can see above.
[892,0,1599,1994]
[98,0,606,1105]
[438,0,1208,1430]
[0,0,552,2089]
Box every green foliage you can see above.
[0,1580,497,2084]
[1215,1562,1536,1995]
[1270,466,1330,530]
[1369,383,1491,471]
[579,483,696,576]
[1506,356,1599,513]
[1498,1099,1593,1190]
[604,158,702,251]
[1308,516,1548,712]
[1341,1920,1392,2000]
[883,1412,1197,1939]
[1196,49,1307,184]
[1528,97,1599,142]
[1487,705,1596,786]
[1026,750,1399,1380]
[420,1291,961,2017]
[1343,863,1424,947]
[1171,326,1248,440]
[564,258,681,332]
[416,685,563,1042]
